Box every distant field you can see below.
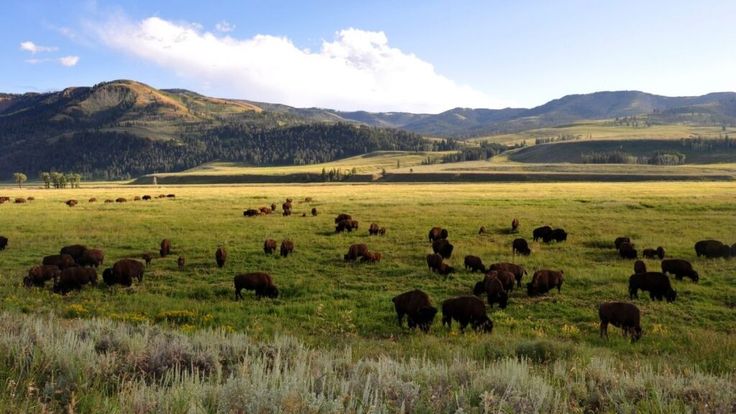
[0,182,735,411]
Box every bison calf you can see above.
[264,239,277,255]
[599,302,642,343]
[280,240,294,257]
[392,289,437,332]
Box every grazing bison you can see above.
[643,247,665,260]
[115,198,127,203]
[280,240,294,257]
[24,265,61,287]
[259,207,272,215]
[488,262,526,288]
[60,244,87,263]
[441,296,493,333]
[512,238,531,256]
[614,237,631,250]
[234,272,279,299]
[65,199,78,207]
[618,242,637,259]
[661,259,699,282]
[432,239,454,259]
[0,236,7,250]
[599,302,642,343]
[369,223,380,235]
[53,267,97,294]
[629,272,677,302]
[634,260,647,274]
[264,239,277,255]
[335,219,358,232]
[543,228,567,243]
[464,255,486,273]
[532,226,552,241]
[527,269,564,296]
[166,194,175,198]
[133,196,141,201]
[426,253,443,271]
[0,196,9,204]
[43,254,76,269]
[177,256,186,270]
[694,240,730,258]
[392,289,437,332]
[243,209,259,217]
[311,207,318,216]
[428,227,448,242]
[304,197,313,202]
[142,195,151,201]
[78,249,104,268]
[160,239,171,257]
[378,227,386,236]
[477,276,508,309]
[361,251,382,263]
[335,213,352,223]
[437,262,455,276]
[216,247,227,267]
[89,198,97,203]
[15,198,26,204]
[345,244,369,261]
[104,199,113,203]
[512,218,520,231]
[103,259,145,286]
[484,270,515,292]
[142,253,153,266]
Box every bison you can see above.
[361,251,382,263]
[234,272,279,299]
[311,207,318,216]
[478,226,487,235]
[177,256,186,271]
[335,213,352,223]
[369,223,380,236]
[618,242,637,259]
[629,272,677,302]
[142,195,151,201]
[142,253,153,266]
[614,237,631,250]
[78,249,104,268]
[599,302,642,343]
[543,228,567,243]
[512,238,531,256]
[432,239,454,259]
[15,198,26,204]
[264,239,277,255]
[336,219,358,233]
[532,226,552,241]
[428,227,448,242]
[392,289,437,332]
[481,276,508,309]
[346,244,369,261]
[464,255,486,273]
[634,260,647,274]
[271,203,277,211]
[426,253,443,271]
[643,247,665,260]
[378,227,386,236]
[43,254,76,269]
[24,265,61,287]
[527,269,564,296]
[441,296,493,333]
[160,239,171,257]
[115,197,127,203]
[53,267,97,294]
[243,209,259,217]
[437,262,455,276]
[0,236,7,250]
[89,197,97,203]
[65,199,78,207]
[60,244,87,263]
[280,240,294,257]
[694,240,730,258]
[216,247,227,267]
[484,270,515,292]
[105,258,145,285]
[512,218,520,231]
[661,259,699,282]
[259,207,272,215]
[488,262,526,288]
[133,196,141,201]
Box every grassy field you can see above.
[0,182,735,411]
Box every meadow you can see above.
[0,182,735,412]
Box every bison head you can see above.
[630,326,642,343]
[22,276,32,288]
[690,271,699,282]
[264,286,279,298]
[473,316,493,333]
[417,307,437,332]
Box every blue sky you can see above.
[2,0,735,112]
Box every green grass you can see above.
[0,182,735,411]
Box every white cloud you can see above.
[59,56,80,67]
[92,16,500,112]
[20,41,58,54]
[215,20,235,33]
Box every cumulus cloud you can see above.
[59,56,80,67]
[20,41,58,54]
[92,16,499,112]
[215,20,235,32]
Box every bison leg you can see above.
[557,282,563,293]
[395,308,405,327]
[599,321,608,339]
[407,318,417,329]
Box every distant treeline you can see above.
[0,123,426,180]
[422,140,514,165]
[581,150,686,165]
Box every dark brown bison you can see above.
[166,194,176,198]
[483,270,515,292]
[426,253,443,271]
[89,197,97,203]
[133,196,141,201]
[142,253,153,266]
[369,223,380,235]
[0,236,7,250]
[614,237,631,250]
[102,259,145,287]
[264,239,277,255]
[361,251,382,263]
[216,247,227,267]
[378,227,386,236]
[634,260,647,274]
[437,262,455,276]
[65,199,78,207]
[512,238,531,256]
[478,226,487,234]
[142,195,151,201]
[282,202,292,212]
[244,209,259,217]
[661,259,699,282]
[643,247,665,260]
[15,198,26,204]
[392,289,437,332]
[432,239,454,259]
[286,198,293,203]
[53,267,97,294]
[511,218,520,231]
[599,302,642,343]
[26,197,34,201]
[311,207,318,216]
[160,239,171,257]
[24,265,61,287]
[481,276,508,309]
[157,194,166,198]
[629,272,677,302]
[304,197,313,202]
[532,225,552,241]
[527,269,564,296]
[336,219,358,232]
[60,244,87,263]
[104,199,113,204]
[280,240,294,257]
[115,197,127,203]
[345,244,369,261]
[335,213,352,223]
[234,272,279,299]
[464,255,486,273]
[43,254,76,269]
[441,296,493,333]
[694,240,731,258]
[618,242,637,259]
[488,262,526,288]
[78,249,104,268]
[0,196,9,203]
[177,256,186,270]
[428,227,448,242]
[543,228,567,243]
[259,207,272,215]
